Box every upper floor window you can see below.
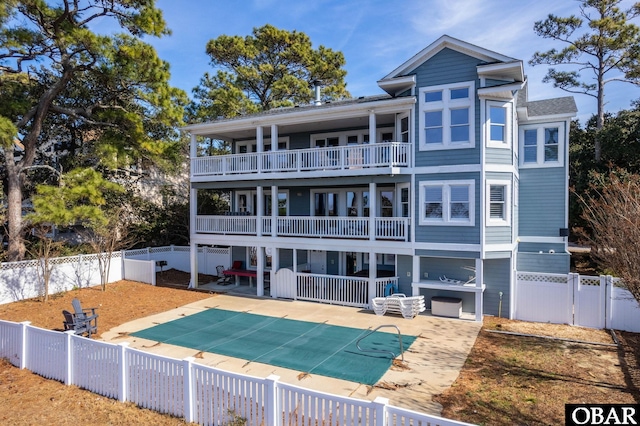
[419,180,475,226]
[419,81,475,151]
[519,123,564,168]
[487,101,512,148]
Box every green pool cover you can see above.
[131,308,417,385]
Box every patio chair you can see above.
[62,309,97,337]
[71,298,99,335]
[216,265,233,285]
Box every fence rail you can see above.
[0,320,473,426]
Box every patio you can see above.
[100,292,482,416]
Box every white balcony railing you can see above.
[296,273,399,308]
[191,142,410,177]
[195,216,409,241]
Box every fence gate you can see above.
[572,274,606,329]
[273,268,297,299]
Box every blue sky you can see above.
[146,0,640,124]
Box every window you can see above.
[486,101,512,148]
[544,128,559,161]
[519,123,564,167]
[419,81,475,150]
[489,186,505,219]
[486,180,511,225]
[419,180,475,226]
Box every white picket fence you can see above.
[0,246,230,305]
[514,272,640,332]
[0,320,473,426]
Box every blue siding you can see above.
[519,167,566,237]
[414,172,481,244]
[483,258,511,317]
[517,251,570,273]
[420,257,477,282]
[396,254,413,295]
[412,48,484,167]
[486,148,512,164]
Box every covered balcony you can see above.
[191,142,411,181]
[194,215,410,241]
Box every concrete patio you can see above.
[100,292,482,416]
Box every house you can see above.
[183,35,577,321]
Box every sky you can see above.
[143,0,640,124]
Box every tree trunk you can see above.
[5,161,25,261]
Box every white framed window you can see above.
[486,180,512,226]
[486,101,512,148]
[519,123,564,168]
[419,81,475,150]
[419,180,475,226]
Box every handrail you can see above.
[355,324,405,362]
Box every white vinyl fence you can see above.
[0,246,230,305]
[514,272,640,333]
[0,320,474,426]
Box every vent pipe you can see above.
[313,82,322,106]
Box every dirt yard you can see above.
[0,269,639,425]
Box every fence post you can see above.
[605,275,613,330]
[117,342,130,402]
[19,321,30,370]
[570,273,580,326]
[265,374,280,426]
[182,357,195,423]
[64,331,74,385]
[373,396,389,426]
[121,250,126,282]
[146,247,151,260]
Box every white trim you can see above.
[418,179,475,226]
[413,164,481,174]
[418,81,476,151]
[518,236,566,243]
[486,179,512,226]
[413,242,481,252]
[183,97,416,134]
[381,35,516,80]
[485,100,512,149]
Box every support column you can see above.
[256,185,263,236]
[189,242,198,289]
[271,124,278,148]
[256,126,263,173]
[189,185,198,289]
[412,255,420,296]
[368,251,377,307]
[475,258,484,321]
[271,185,278,237]
[270,247,278,298]
[257,245,264,297]
[369,182,377,241]
[368,111,376,144]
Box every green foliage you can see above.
[569,104,640,230]
[28,168,123,229]
[189,24,350,121]
[531,0,640,96]
[1,0,187,260]
[530,0,640,161]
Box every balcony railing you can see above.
[191,142,410,177]
[195,216,410,241]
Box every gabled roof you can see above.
[380,35,517,81]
